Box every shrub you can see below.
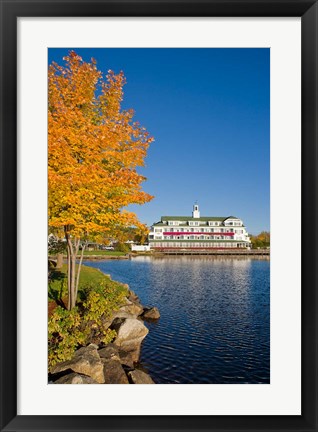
[114,242,130,253]
[48,279,128,368]
[48,306,84,367]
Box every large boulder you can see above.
[128,369,155,384]
[112,318,149,345]
[119,302,144,317]
[119,297,144,316]
[111,318,149,364]
[118,345,142,366]
[142,307,160,320]
[54,373,98,384]
[50,344,105,384]
[99,343,137,368]
[98,344,120,361]
[112,310,138,320]
[102,358,129,384]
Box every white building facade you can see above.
[131,244,151,252]
[148,204,251,250]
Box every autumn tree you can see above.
[48,51,153,310]
[111,224,149,244]
[250,231,270,248]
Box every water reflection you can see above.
[86,256,270,384]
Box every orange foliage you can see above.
[48,51,153,240]
[48,51,154,309]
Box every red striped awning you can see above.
[163,232,234,236]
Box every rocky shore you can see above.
[49,286,160,384]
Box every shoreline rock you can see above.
[142,306,160,320]
[49,286,159,384]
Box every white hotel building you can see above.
[148,204,251,250]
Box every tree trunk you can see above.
[66,240,73,310]
[65,226,74,310]
[65,227,82,310]
[75,243,86,304]
[70,253,77,309]
[56,253,63,269]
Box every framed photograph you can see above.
[1,1,317,431]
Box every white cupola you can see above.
[192,203,200,218]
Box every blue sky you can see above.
[48,48,270,235]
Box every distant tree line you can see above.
[250,231,270,248]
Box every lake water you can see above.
[85,256,270,384]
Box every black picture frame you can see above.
[1,1,317,431]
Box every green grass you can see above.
[48,263,118,303]
[49,251,127,258]
[82,250,127,256]
[48,263,129,367]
